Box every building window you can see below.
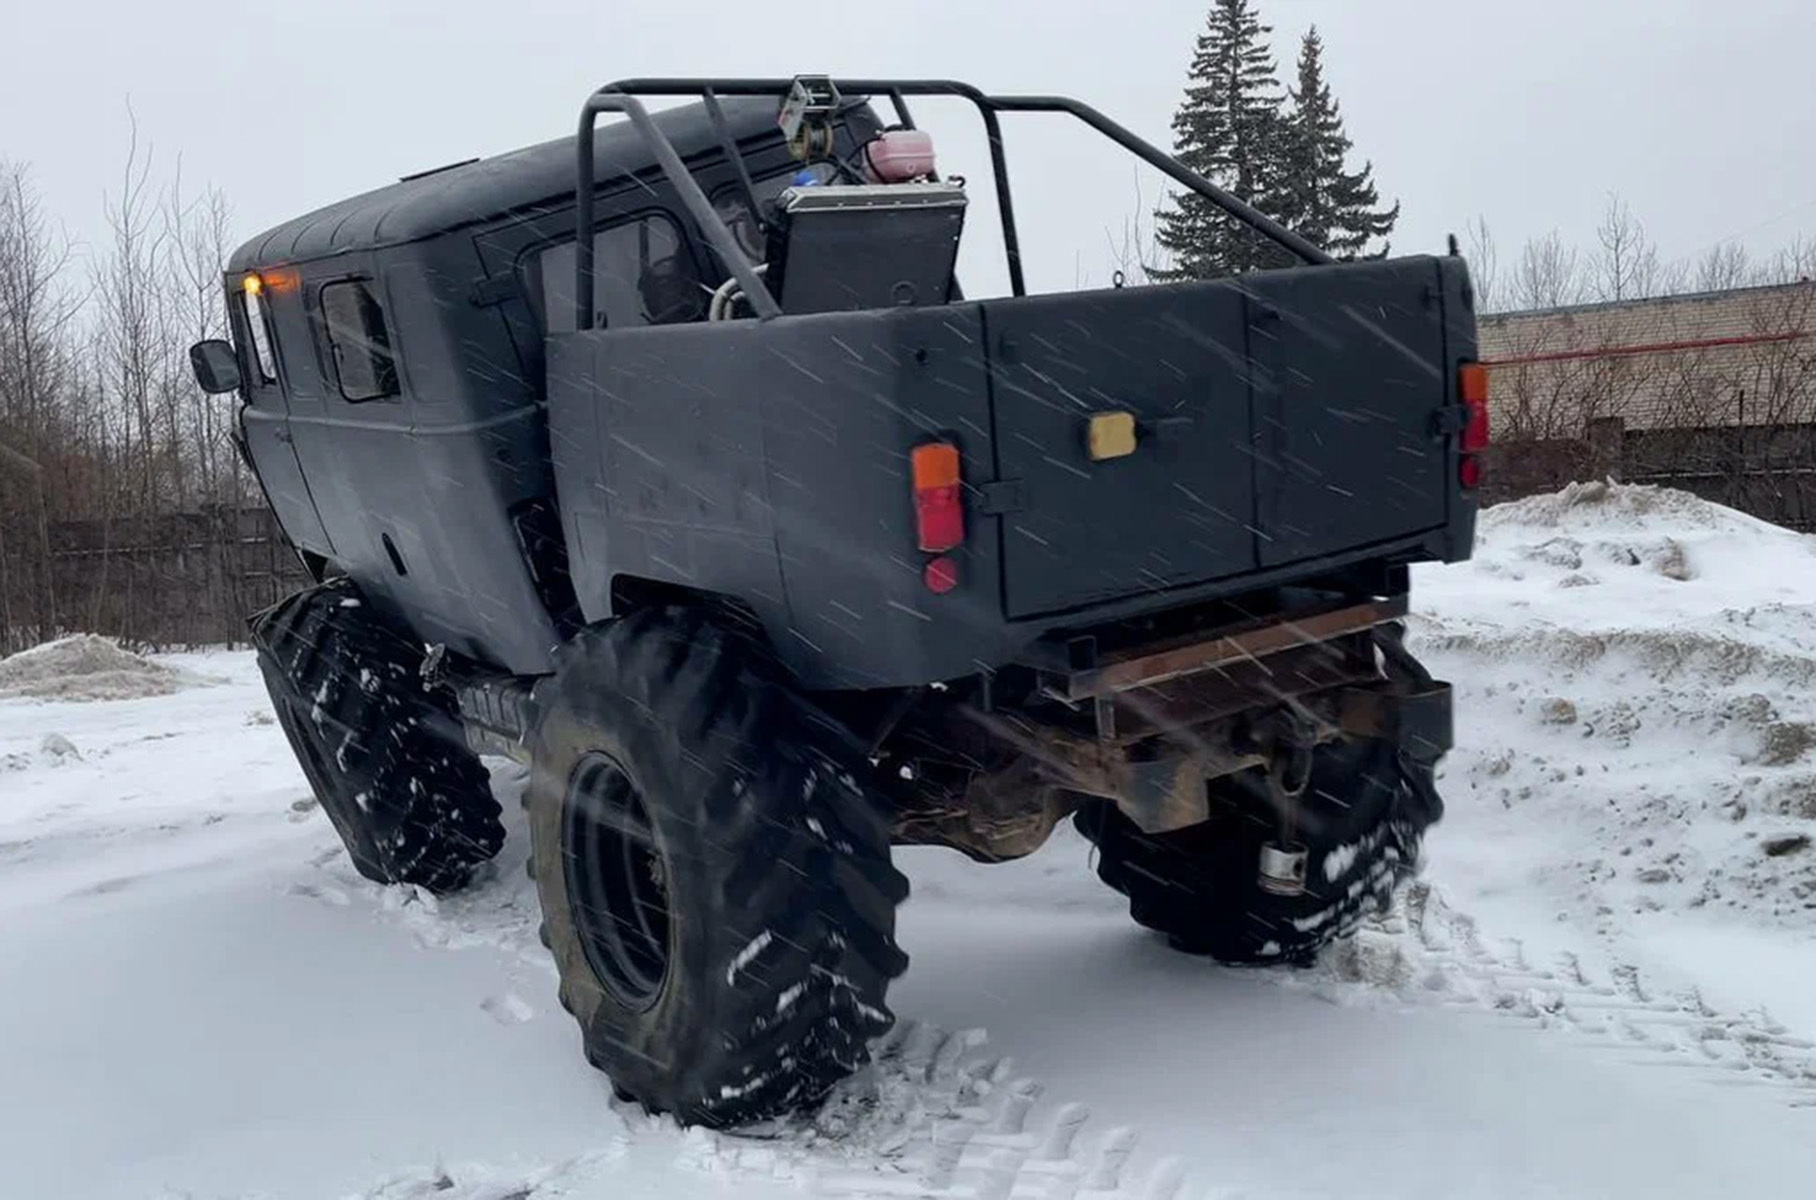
[538,212,704,331]
[320,280,399,402]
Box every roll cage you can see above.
[571,76,1334,331]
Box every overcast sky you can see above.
[6,0,1814,296]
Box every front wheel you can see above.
[255,578,504,893]
[526,608,909,1128]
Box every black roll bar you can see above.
[573,78,1333,329]
[700,88,766,250]
[1002,94,1333,265]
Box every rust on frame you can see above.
[1059,596,1409,702]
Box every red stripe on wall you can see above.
[1483,330,1811,368]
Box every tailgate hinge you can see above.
[1430,405,1469,438]
[978,479,1028,516]
[469,275,518,308]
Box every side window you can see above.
[237,283,278,386]
[319,280,399,402]
[538,212,703,332]
[712,163,839,261]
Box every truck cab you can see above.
[203,96,887,676]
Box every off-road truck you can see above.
[190,76,1484,1127]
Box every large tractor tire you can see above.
[525,607,908,1128]
[1076,734,1441,965]
[254,578,505,893]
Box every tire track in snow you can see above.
[1300,881,1816,1104]
[670,1020,1201,1200]
[301,827,1219,1198]
[335,1020,1211,1200]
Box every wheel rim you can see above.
[561,753,672,1010]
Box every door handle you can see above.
[275,427,293,444]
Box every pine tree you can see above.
[1152,0,1295,280]
[1278,27,1399,260]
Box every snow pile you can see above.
[1411,482,1816,931]
[0,634,214,701]
[3,731,88,772]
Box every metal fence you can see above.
[1487,420,1816,531]
[0,506,310,655]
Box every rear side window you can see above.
[712,162,840,260]
[319,280,399,402]
[538,212,704,332]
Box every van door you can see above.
[1240,259,1451,566]
[232,274,333,557]
[984,284,1260,619]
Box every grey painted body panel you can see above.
[548,305,1008,689]
[547,256,1479,690]
[984,284,1259,618]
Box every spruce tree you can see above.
[1279,27,1399,260]
[1153,0,1294,280]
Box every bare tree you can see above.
[1512,229,1582,310]
[1466,215,1499,313]
[1591,194,1662,302]
[1697,242,1755,292]
[0,160,83,648]
[1655,254,1691,298]
[0,110,277,653]
[1765,235,1816,284]
[166,177,239,498]
[92,107,173,525]
[1096,169,1173,289]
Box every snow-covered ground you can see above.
[4,483,1816,1200]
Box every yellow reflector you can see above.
[1087,411,1138,461]
[242,273,264,297]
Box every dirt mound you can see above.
[0,636,211,701]
[1408,481,1816,932]
[1412,622,1816,691]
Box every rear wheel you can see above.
[254,578,505,893]
[1076,735,1439,964]
[526,608,908,1127]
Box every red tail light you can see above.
[1458,363,1490,489]
[1459,363,1490,453]
[923,556,960,594]
[911,442,965,554]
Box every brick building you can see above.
[1477,280,1816,525]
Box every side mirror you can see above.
[189,339,242,395]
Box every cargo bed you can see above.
[982,256,1461,618]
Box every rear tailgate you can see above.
[983,256,1454,618]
